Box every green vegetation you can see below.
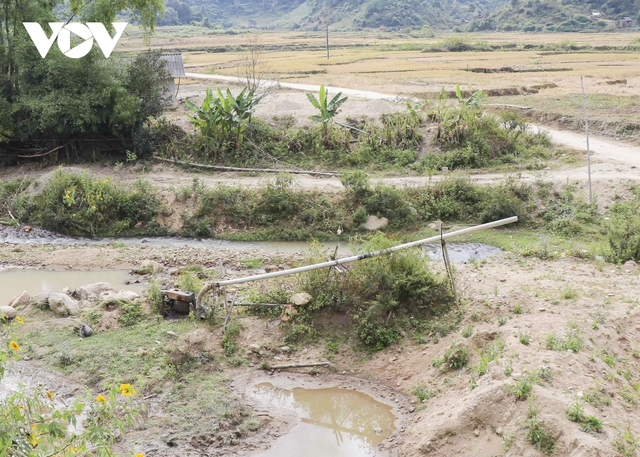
[510,368,552,401]
[518,332,531,345]
[118,301,145,327]
[525,404,556,455]
[440,343,470,370]
[412,384,435,402]
[607,186,640,263]
[299,234,453,350]
[614,427,640,456]
[567,399,604,434]
[221,320,243,356]
[545,323,583,353]
[307,85,348,132]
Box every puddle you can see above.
[0,268,143,305]
[252,382,396,457]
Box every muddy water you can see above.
[0,268,143,305]
[252,382,396,457]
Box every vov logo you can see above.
[23,22,128,59]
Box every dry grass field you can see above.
[119,28,640,139]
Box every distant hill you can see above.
[467,0,639,32]
[157,0,639,31]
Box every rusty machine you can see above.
[160,288,196,316]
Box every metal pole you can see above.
[203,217,517,290]
[581,76,593,204]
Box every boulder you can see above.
[290,292,312,306]
[8,291,30,309]
[75,282,116,301]
[99,290,140,302]
[48,293,80,316]
[0,306,17,320]
[361,215,388,231]
[133,260,164,275]
[32,290,53,307]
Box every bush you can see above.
[26,170,162,236]
[607,188,640,263]
[118,301,145,327]
[300,234,453,349]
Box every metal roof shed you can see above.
[160,54,186,101]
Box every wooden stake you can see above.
[440,223,458,302]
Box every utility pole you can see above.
[581,76,593,204]
[325,0,330,59]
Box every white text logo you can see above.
[22,22,128,59]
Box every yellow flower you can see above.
[120,384,135,397]
[16,316,24,324]
[45,390,55,400]
[103,179,108,184]
[9,341,19,351]
[92,205,96,210]
[96,394,107,405]
[135,453,144,457]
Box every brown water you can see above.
[0,268,143,305]
[252,382,396,457]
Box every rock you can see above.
[264,265,279,273]
[48,293,80,316]
[99,290,140,302]
[280,346,291,353]
[623,260,638,270]
[8,291,30,308]
[362,215,388,231]
[249,344,261,353]
[133,260,164,275]
[32,290,53,307]
[473,429,480,437]
[166,331,178,338]
[290,292,312,306]
[81,324,93,337]
[0,306,17,319]
[75,282,116,301]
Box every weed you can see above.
[560,287,578,300]
[513,303,522,315]
[498,315,507,326]
[475,339,505,377]
[411,385,434,402]
[510,374,535,401]
[525,404,556,455]
[545,324,583,353]
[613,427,639,456]
[442,343,470,370]
[584,387,611,410]
[237,258,263,269]
[177,271,203,295]
[504,360,513,377]
[431,356,443,369]
[146,279,164,315]
[566,399,586,423]
[461,324,473,338]
[221,320,243,356]
[518,332,531,345]
[118,302,145,327]
[325,340,340,362]
[581,416,603,433]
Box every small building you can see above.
[591,11,602,18]
[160,54,186,103]
[619,17,634,28]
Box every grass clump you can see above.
[525,404,556,455]
[518,332,531,345]
[606,186,640,263]
[614,427,640,456]
[509,368,552,401]
[221,320,243,356]
[440,343,470,370]
[118,301,145,327]
[411,384,434,402]
[475,339,505,377]
[545,323,583,353]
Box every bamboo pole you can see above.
[196,216,518,310]
[153,156,338,177]
[267,362,331,370]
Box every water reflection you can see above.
[253,383,396,457]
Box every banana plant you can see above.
[307,85,348,133]
[185,87,264,151]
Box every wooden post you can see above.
[325,1,330,59]
[581,76,593,205]
[440,223,458,302]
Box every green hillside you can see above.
[158,0,639,31]
[467,0,639,32]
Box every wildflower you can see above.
[135,453,144,457]
[92,205,96,210]
[16,316,24,324]
[45,390,55,400]
[96,394,107,405]
[9,341,19,351]
[120,384,135,397]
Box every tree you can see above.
[0,0,165,155]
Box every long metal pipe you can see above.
[203,217,517,292]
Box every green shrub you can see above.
[607,189,640,263]
[118,301,145,327]
[525,405,556,455]
[27,170,161,236]
[442,343,470,370]
[221,320,243,356]
[411,385,434,402]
